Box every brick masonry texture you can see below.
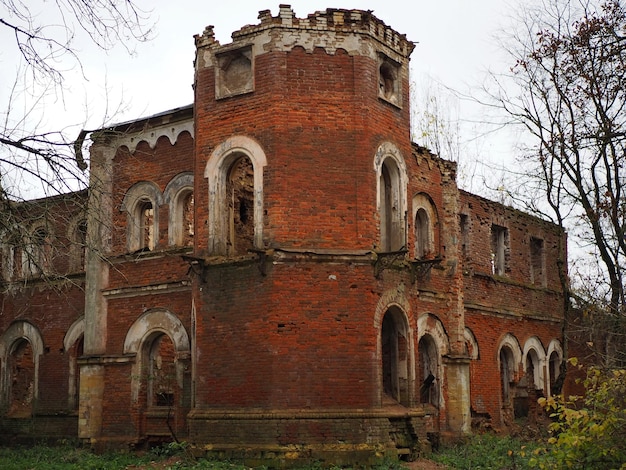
[0,5,569,465]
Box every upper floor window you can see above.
[530,236,546,286]
[164,172,194,247]
[227,156,254,255]
[1,231,22,281]
[378,54,401,107]
[26,227,50,276]
[121,181,162,253]
[412,194,437,259]
[215,46,254,99]
[205,136,267,256]
[375,143,407,253]
[139,201,155,250]
[68,218,87,272]
[491,224,509,276]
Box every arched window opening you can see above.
[418,334,439,406]
[379,158,404,252]
[146,333,177,408]
[139,200,155,250]
[415,208,430,259]
[549,351,561,394]
[181,192,194,247]
[227,156,254,256]
[381,307,410,406]
[500,346,515,405]
[4,235,22,280]
[27,228,49,276]
[378,55,400,106]
[526,349,541,390]
[69,337,83,410]
[9,339,35,417]
[71,219,88,271]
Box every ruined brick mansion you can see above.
[0,5,567,464]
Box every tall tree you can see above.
[494,0,626,368]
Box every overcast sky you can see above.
[1,1,519,195]
[73,1,514,127]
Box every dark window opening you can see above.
[415,208,430,259]
[530,237,545,286]
[418,335,439,406]
[9,339,35,417]
[491,225,508,276]
[381,308,410,406]
[227,156,255,256]
[148,334,177,408]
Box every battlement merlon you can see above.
[194,5,416,67]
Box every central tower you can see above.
[188,5,462,465]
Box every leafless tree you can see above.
[0,1,152,286]
[492,0,626,369]
[0,0,152,200]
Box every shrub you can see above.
[530,359,626,469]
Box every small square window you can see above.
[215,46,253,99]
[378,54,401,107]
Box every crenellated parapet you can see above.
[195,4,414,68]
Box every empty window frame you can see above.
[378,54,401,107]
[414,208,430,259]
[147,333,177,407]
[164,172,194,247]
[26,227,50,276]
[227,156,254,255]
[491,224,509,276]
[68,219,87,272]
[379,158,405,252]
[205,136,267,256]
[530,237,546,286]
[2,234,22,280]
[215,46,253,99]
[121,182,162,253]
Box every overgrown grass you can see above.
[429,433,541,469]
[0,436,554,469]
[0,442,404,469]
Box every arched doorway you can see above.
[8,339,35,417]
[418,334,439,406]
[381,306,411,406]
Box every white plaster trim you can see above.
[123,309,190,354]
[546,338,564,396]
[522,336,546,390]
[417,313,451,356]
[113,120,194,154]
[464,327,479,360]
[204,135,267,254]
[497,333,522,376]
[0,321,44,408]
[124,309,191,403]
[64,317,85,353]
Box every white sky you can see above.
[1,1,519,195]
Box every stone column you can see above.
[78,136,114,442]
